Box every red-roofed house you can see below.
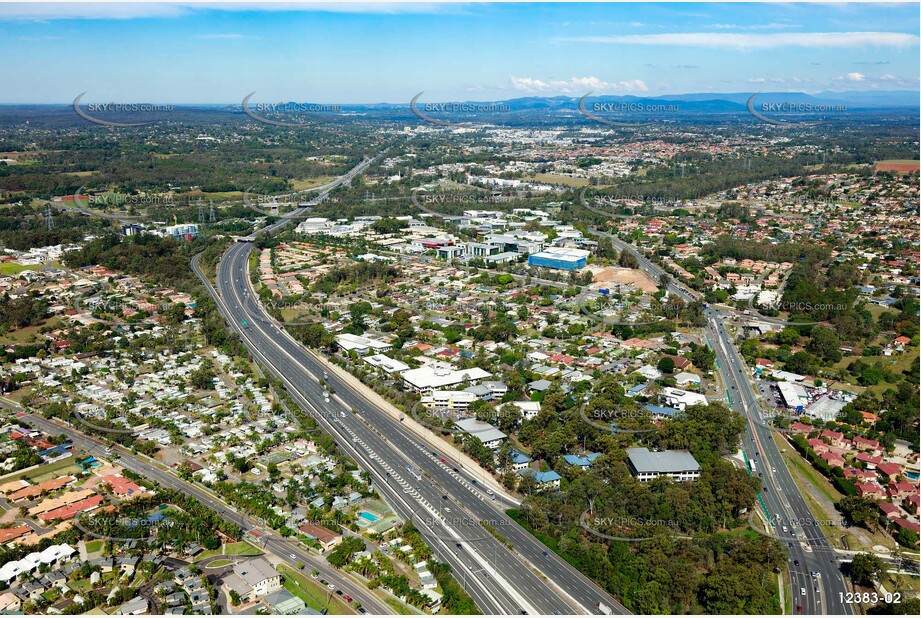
[819,452,845,469]
[855,453,883,469]
[852,436,882,456]
[38,494,105,522]
[0,525,32,544]
[101,474,143,498]
[894,518,920,534]
[876,462,903,479]
[888,482,916,499]
[855,482,885,500]
[844,468,878,483]
[809,438,830,454]
[903,494,920,515]
[789,422,814,434]
[878,501,901,521]
[820,430,844,447]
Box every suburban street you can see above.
[13,409,392,616]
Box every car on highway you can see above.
[800,588,806,595]
[311,572,319,579]
[290,553,296,559]
[441,458,447,463]
[794,559,799,566]
[327,583,336,591]
[486,489,494,496]
[343,595,353,603]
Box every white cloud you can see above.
[839,72,867,82]
[510,76,648,94]
[557,32,919,49]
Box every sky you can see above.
[0,1,918,104]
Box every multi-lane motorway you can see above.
[205,241,629,615]
[599,228,854,615]
[194,159,629,615]
[707,316,852,616]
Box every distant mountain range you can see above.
[377,90,920,111]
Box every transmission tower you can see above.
[197,198,205,225]
[209,200,215,223]
[45,204,54,230]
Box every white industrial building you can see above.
[660,387,708,410]
[626,448,701,482]
[401,366,491,395]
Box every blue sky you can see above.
[0,2,918,104]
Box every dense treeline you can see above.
[0,128,373,198]
[0,201,114,249]
[700,236,831,265]
[0,292,47,333]
[505,378,780,614]
[512,398,783,614]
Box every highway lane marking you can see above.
[218,243,597,615]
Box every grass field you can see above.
[0,262,43,275]
[291,176,335,191]
[84,539,105,554]
[521,173,590,187]
[0,458,83,486]
[196,540,262,561]
[0,316,62,346]
[278,564,354,615]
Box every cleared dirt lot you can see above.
[588,266,659,293]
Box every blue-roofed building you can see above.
[644,404,683,419]
[39,442,73,458]
[509,450,532,471]
[518,468,561,490]
[563,453,602,469]
[528,248,590,271]
[626,384,648,398]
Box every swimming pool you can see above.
[358,511,379,523]
[906,471,919,480]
